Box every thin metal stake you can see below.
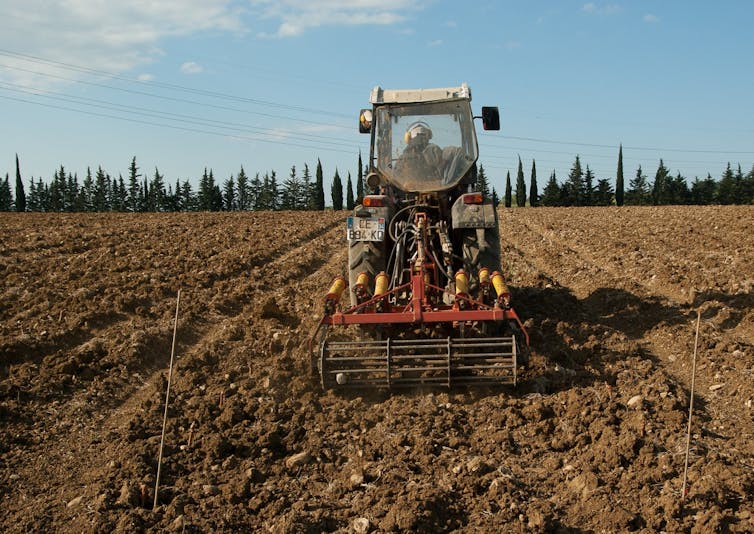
[681,309,701,504]
[154,289,181,509]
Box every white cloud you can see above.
[428,39,443,47]
[137,73,155,82]
[643,13,659,23]
[0,0,246,87]
[180,61,204,74]
[252,0,418,38]
[582,3,621,15]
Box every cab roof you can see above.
[370,83,471,105]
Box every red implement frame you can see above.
[315,269,529,344]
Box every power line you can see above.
[0,93,363,156]
[481,133,754,155]
[0,48,352,119]
[0,81,360,149]
[0,61,354,132]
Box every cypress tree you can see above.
[65,170,77,211]
[150,167,166,211]
[717,163,738,204]
[223,175,236,211]
[331,168,343,210]
[504,171,512,208]
[491,187,500,208]
[652,159,670,205]
[198,168,212,210]
[515,156,526,207]
[71,172,85,212]
[666,171,690,205]
[0,173,13,211]
[357,152,365,201]
[744,165,754,203]
[541,171,561,207]
[734,164,744,202]
[615,144,625,206]
[626,165,650,205]
[128,157,140,213]
[181,180,194,211]
[691,175,718,205]
[476,164,490,197]
[281,165,300,210]
[237,167,249,210]
[250,173,263,210]
[15,154,26,212]
[594,179,614,206]
[94,166,109,211]
[346,172,355,210]
[564,155,584,206]
[116,175,128,211]
[27,178,39,212]
[584,165,595,206]
[529,159,539,207]
[300,163,313,209]
[267,170,278,211]
[315,159,325,210]
[81,168,94,211]
[141,176,149,212]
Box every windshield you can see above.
[374,100,478,193]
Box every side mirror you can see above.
[481,106,500,131]
[359,109,373,133]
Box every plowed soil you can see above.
[1,206,753,533]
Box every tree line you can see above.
[2,148,753,212]
[0,155,369,213]
[498,147,754,207]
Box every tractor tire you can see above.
[460,225,501,292]
[348,239,385,307]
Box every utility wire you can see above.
[0,48,352,118]
[0,81,359,149]
[481,133,754,156]
[0,61,353,132]
[5,48,751,156]
[0,93,362,155]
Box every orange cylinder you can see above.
[324,276,347,315]
[455,269,469,295]
[374,271,389,296]
[326,276,347,299]
[355,272,369,287]
[491,271,511,303]
[479,267,491,286]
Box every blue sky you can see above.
[1,1,753,198]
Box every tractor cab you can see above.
[359,84,499,194]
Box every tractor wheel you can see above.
[460,225,501,292]
[348,239,385,307]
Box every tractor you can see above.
[311,84,528,389]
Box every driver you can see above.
[396,121,444,179]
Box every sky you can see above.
[1,0,753,198]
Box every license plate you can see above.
[347,216,385,241]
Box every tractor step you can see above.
[319,336,517,389]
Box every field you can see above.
[1,206,753,533]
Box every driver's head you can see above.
[405,121,432,149]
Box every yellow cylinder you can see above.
[327,276,347,299]
[356,271,369,287]
[374,271,389,296]
[491,271,510,299]
[479,267,491,285]
[455,269,469,295]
